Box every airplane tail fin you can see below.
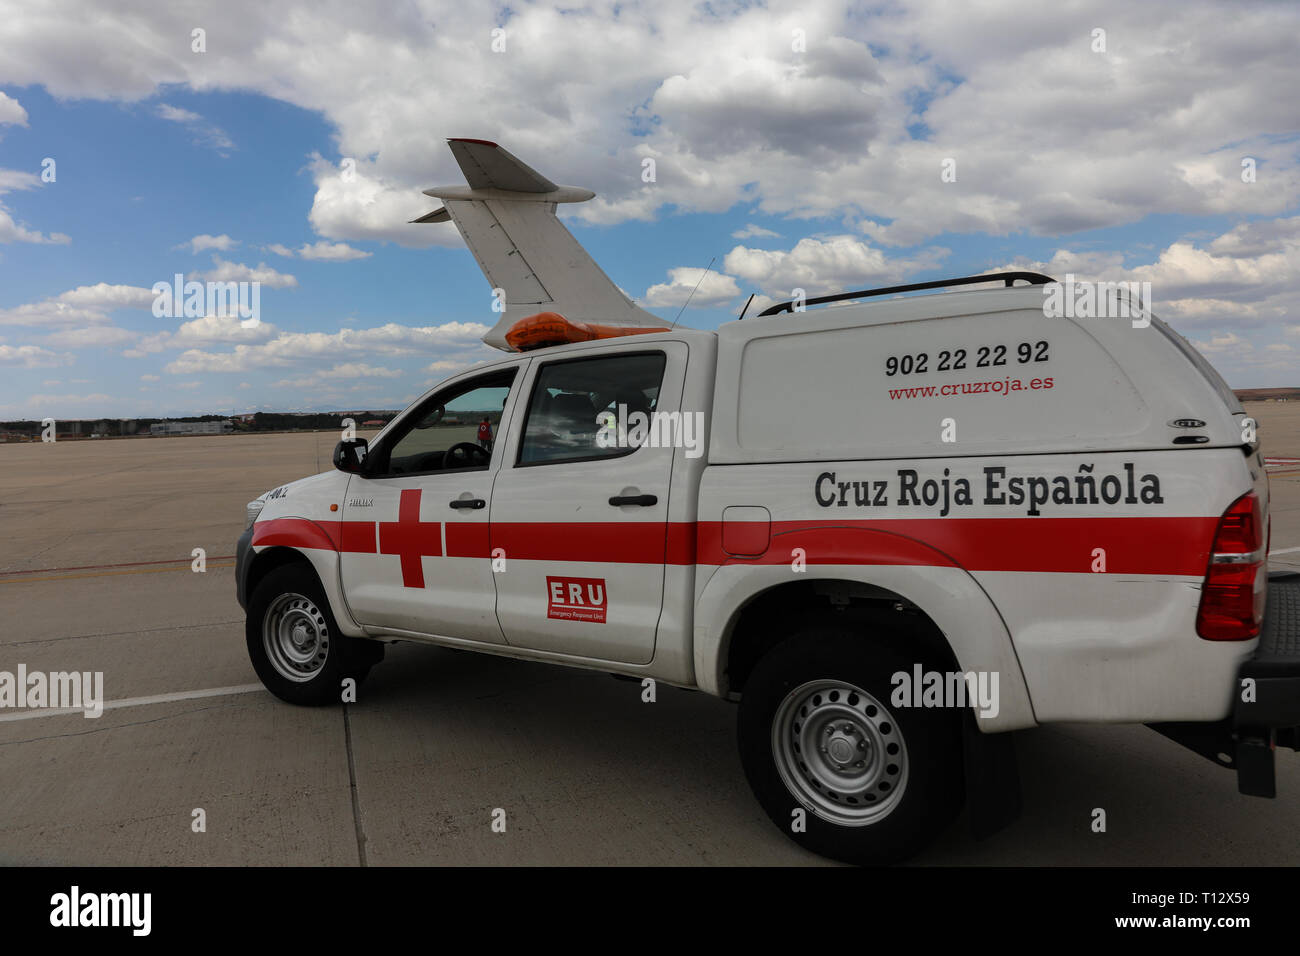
[412,138,663,351]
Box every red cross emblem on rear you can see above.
[378,488,442,588]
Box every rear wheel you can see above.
[737,622,964,864]
[246,563,383,706]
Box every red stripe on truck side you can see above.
[253,515,1218,576]
[699,516,1217,576]
[251,518,341,552]
[489,522,672,564]
[447,523,491,559]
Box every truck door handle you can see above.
[609,494,657,507]
[449,498,486,510]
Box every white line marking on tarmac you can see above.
[0,683,265,723]
[1271,546,1300,556]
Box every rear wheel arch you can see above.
[721,579,957,697]
[695,538,1038,730]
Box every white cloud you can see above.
[169,314,278,345]
[197,256,298,288]
[156,103,200,123]
[140,373,160,381]
[0,206,69,245]
[0,162,64,245]
[731,223,780,239]
[0,283,155,329]
[0,168,38,193]
[0,91,27,126]
[154,102,234,152]
[55,283,156,309]
[0,344,71,368]
[642,267,741,308]
[1191,331,1253,358]
[724,236,949,294]
[297,240,371,261]
[124,314,278,357]
[426,359,471,373]
[181,233,238,253]
[44,326,138,349]
[649,35,883,160]
[272,362,403,388]
[0,392,114,418]
[0,300,110,328]
[0,0,1291,247]
[1000,217,1300,330]
[163,321,491,374]
[307,154,458,248]
[266,243,296,257]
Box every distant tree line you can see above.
[245,412,396,432]
[0,412,398,439]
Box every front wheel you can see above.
[246,563,383,706]
[737,624,964,864]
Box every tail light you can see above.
[1196,492,1266,641]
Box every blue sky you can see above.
[1,0,1297,419]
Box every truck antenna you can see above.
[670,257,716,330]
[738,292,756,320]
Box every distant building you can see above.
[150,420,234,437]
[361,419,385,426]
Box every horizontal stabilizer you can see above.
[409,207,450,224]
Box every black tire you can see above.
[737,620,964,865]
[246,562,384,706]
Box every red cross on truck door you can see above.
[338,365,523,644]
[378,489,442,588]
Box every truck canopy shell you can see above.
[709,287,1244,465]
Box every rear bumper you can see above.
[1230,571,1300,795]
[1149,571,1300,797]
[1235,570,1300,729]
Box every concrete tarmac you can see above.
[1,405,1297,866]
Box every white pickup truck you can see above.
[236,139,1299,865]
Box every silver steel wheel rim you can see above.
[772,679,909,827]
[263,592,330,683]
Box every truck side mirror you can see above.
[333,438,369,474]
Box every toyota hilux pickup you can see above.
[236,139,1300,865]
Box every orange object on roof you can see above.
[505,311,670,352]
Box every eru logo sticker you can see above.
[546,576,607,623]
